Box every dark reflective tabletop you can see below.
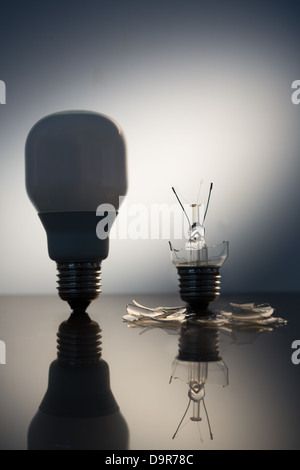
[0,293,299,450]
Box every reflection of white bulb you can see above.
[25,111,127,309]
[28,312,129,450]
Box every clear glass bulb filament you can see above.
[170,184,229,268]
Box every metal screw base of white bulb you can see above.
[56,261,101,312]
[54,261,103,366]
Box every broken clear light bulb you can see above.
[169,184,229,315]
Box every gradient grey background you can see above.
[0,0,300,295]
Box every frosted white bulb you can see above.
[25,110,128,309]
[25,110,127,212]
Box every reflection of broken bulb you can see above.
[170,323,228,441]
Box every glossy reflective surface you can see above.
[0,293,299,450]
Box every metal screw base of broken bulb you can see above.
[177,265,221,315]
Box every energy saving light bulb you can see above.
[170,185,229,315]
[25,111,129,449]
[25,110,127,310]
